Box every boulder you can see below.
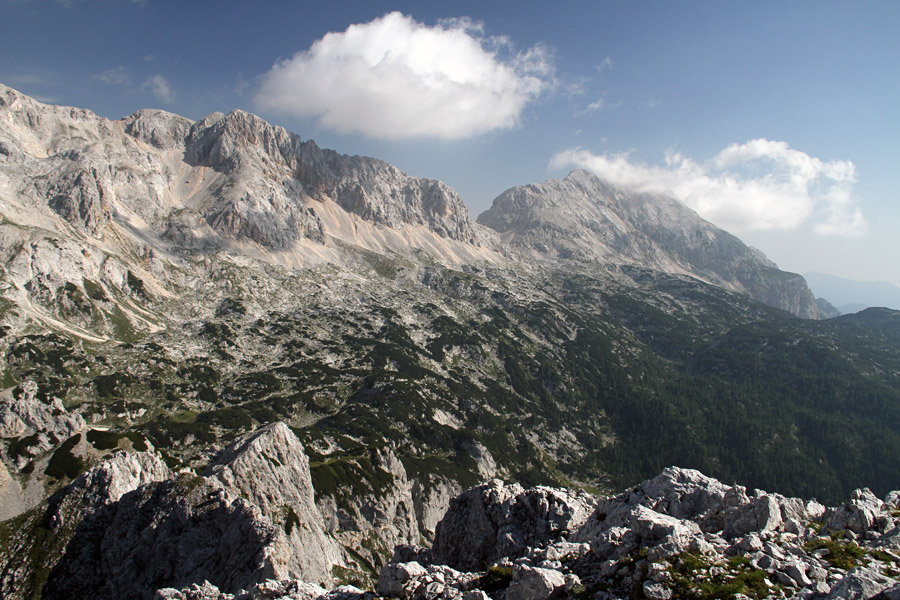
[828,566,898,599]
[505,565,566,600]
[827,489,892,535]
[723,493,784,539]
[638,467,731,521]
[431,480,596,570]
[378,562,429,599]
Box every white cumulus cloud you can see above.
[254,12,553,140]
[550,139,866,236]
[141,74,174,104]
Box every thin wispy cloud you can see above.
[586,98,605,112]
[255,11,554,140]
[596,56,614,71]
[551,139,866,236]
[577,96,621,116]
[141,74,174,104]
[93,66,130,86]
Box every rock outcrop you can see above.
[42,474,281,600]
[431,479,598,571]
[0,82,493,340]
[0,82,478,253]
[204,423,345,585]
[0,451,173,599]
[6,428,900,600]
[381,467,900,600]
[0,380,85,465]
[0,424,352,600]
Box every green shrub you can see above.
[478,565,513,591]
[804,536,867,570]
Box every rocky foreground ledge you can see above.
[5,422,900,600]
[159,467,900,600]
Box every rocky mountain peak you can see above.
[478,169,818,318]
[122,109,193,150]
[185,109,302,172]
[292,142,477,244]
[0,84,481,264]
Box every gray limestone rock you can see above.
[52,449,172,514]
[378,562,429,599]
[885,492,900,511]
[638,467,732,522]
[828,566,898,599]
[478,169,819,318]
[723,493,785,539]
[0,380,85,463]
[204,422,344,585]
[873,583,900,600]
[505,565,566,600]
[122,108,192,149]
[42,474,283,600]
[0,450,173,599]
[827,489,892,536]
[431,479,597,571]
[642,580,673,600]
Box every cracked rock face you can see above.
[42,474,282,600]
[431,479,598,571]
[7,427,900,600]
[0,423,350,600]
[0,83,477,252]
[0,451,173,599]
[204,422,345,585]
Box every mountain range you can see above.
[2,83,900,598]
[805,272,900,314]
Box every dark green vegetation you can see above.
[803,533,867,570]
[666,552,773,600]
[3,260,900,504]
[476,565,514,592]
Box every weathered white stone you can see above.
[378,562,429,598]
[505,565,566,600]
[827,489,891,535]
[432,479,596,571]
[827,566,897,599]
[642,581,673,600]
[478,170,819,317]
[0,380,85,461]
[723,494,785,539]
[205,422,345,585]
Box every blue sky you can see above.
[2,1,899,285]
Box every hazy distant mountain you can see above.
[815,296,842,318]
[805,271,900,313]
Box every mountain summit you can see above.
[0,82,485,258]
[478,169,818,318]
